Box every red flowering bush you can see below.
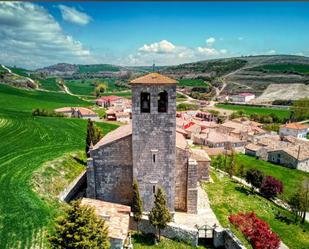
[229,212,280,249]
[260,176,283,199]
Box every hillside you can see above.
[0,84,118,248]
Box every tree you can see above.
[86,119,103,157]
[149,188,172,241]
[288,192,302,222]
[48,200,110,249]
[300,179,309,224]
[260,176,283,199]
[132,180,143,232]
[226,149,236,178]
[291,98,309,121]
[212,154,224,170]
[245,169,264,192]
[238,164,246,178]
[94,83,107,97]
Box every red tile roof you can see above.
[281,123,309,130]
[130,72,177,84]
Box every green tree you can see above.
[132,180,143,232]
[226,149,236,178]
[212,154,224,170]
[94,83,107,97]
[291,98,309,121]
[300,179,309,224]
[149,188,172,241]
[288,192,302,223]
[48,200,110,249]
[238,164,246,178]
[245,169,264,193]
[86,119,103,157]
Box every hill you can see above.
[0,84,118,248]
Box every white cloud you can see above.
[206,37,216,46]
[139,40,176,53]
[197,47,227,56]
[58,5,92,26]
[0,2,95,68]
[267,49,276,54]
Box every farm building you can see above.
[229,93,255,103]
[55,107,99,121]
[279,123,309,139]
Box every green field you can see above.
[0,84,118,248]
[249,63,309,75]
[65,78,129,96]
[216,103,291,120]
[78,64,120,73]
[9,67,32,77]
[204,171,309,249]
[37,78,61,91]
[178,79,209,87]
[236,154,309,200]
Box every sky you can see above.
[1,1,309,69]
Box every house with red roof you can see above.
[279,123,309,139]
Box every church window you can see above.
[153,154,156,163]
[153,185,156,194]
[158,91,168,113]
[141,92,150,113]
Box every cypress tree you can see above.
[86,119,95,157]
[132,180,143,232]
[149,187,172,241]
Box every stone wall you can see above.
[87,135,133,205]
[175,147,188,211]
[132,84,177,212]
[297,159,309,172]
[196,160,210,181]
[213,227,246,249]
[187,159,198,214]
[268,150,297,169]
[130,216,199,246]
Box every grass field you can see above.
[37,78,61,91]
[9,67,32,77]
[65,78,129,96]
[78,64,120,73]
[249,64,309,75]
[178,79,209,87]
[0,84,118,248]
[203,171,309,249]
[236,154,309,201]
[216,103,291,120]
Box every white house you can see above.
[230,93,255,103]
[279,123,309,139]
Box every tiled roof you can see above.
[54,107,72,112]
[191,149,211,161]
[176,132,188,150]
[81,198,130,240]
[281,123,309,130]
[245,143,263,152]
[77,107,97,116]
[130,72,177,84]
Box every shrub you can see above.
[176,103,199,111]
[229,212,280,249]
[260,176,283,199]
[245,169,264,192]
[32,108,64,117]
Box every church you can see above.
[86,72,210,214]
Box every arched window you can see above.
[158,91,168,113]
[141,92,150,113]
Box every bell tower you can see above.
[130,73,177,212]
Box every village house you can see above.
[54,107,99,121]
[245,135,309,172]
[87,73,211,218]
[96,95,127,108]
[279,122,309,139]
[229,93,255,103]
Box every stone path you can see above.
[173,183,221,229]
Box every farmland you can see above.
[78,64,120,73]
[178,79,209,87]
[216,103,291,120]
[0,84,118,248]
[37,78,61,91]
[249,63,309,75]
[203,171,309,249]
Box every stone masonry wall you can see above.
[187,159,198,214]
[87,135,133,205]
[197,161,210,181]
[175,147,188,211]
[132,84,177,212]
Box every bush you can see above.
[176,103,199,111]
[260,176,283,199]
[245,169,264,192]
[32,108,64,117]
[229,212,280,249]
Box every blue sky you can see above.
[1,1,309,68]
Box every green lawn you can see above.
[236,154,309,201]
[38,78,61,91]
[0,84,118,248]
[132,233,208,249]
[216,103,291,120]
[249,64,309,75]
[78,64,120,73]
[179,79,209,87]
[203,171,309,249]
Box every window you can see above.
[158,91,168,113]
[153,154,156,163]
[153,185,156,194]
[141,92,150,113]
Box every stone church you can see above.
[86,72,210,214]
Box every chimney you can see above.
[297,145,301,161]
